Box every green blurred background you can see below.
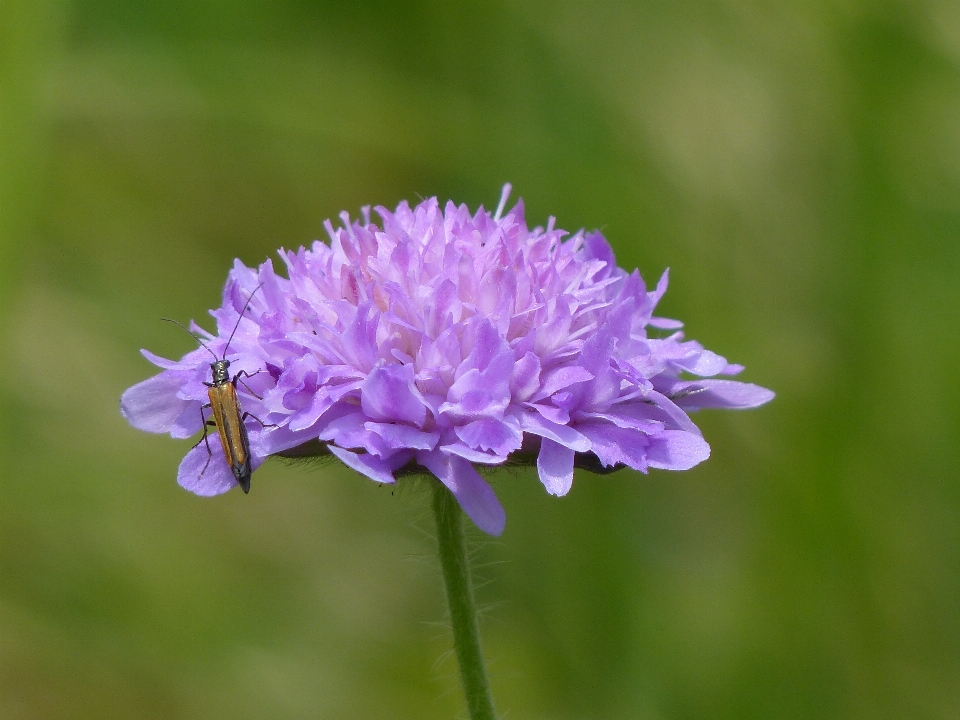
[2,1,958,718]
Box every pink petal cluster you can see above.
[121,185,773,535]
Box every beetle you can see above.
[163,283,272,493]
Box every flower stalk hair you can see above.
[121,184,774,536]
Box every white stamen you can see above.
[494,183,512,221]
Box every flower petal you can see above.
[510,351,541,401]
[646,430,711,470]
[667,380,776,410]
[361,363,428,427]
[418,451,506,536]
[455,418,523,456]
[532,365,595,402]
[140,349,182,369]
[517,410,590,452]
[328,445,400,484]
[577,422,651,471]
[536,439,575,496]
[121,372,194,434]
[319,409,390,456]
[365,422,440,451]
[252,423,321,456]
[178,442,242,496]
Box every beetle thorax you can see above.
[210,359,231,385]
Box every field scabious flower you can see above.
[121,185,773,536]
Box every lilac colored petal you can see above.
[577,422,651,471]
[121,373,193,434]
[315,363,367,384]
[288,390,335,432]
[518,410,590,452]
[455,418,523,456]
[171,403,204,439]
[361,363,428,427]
[365,422,440,451]
[571,328,622,410]
[579,410,664,434]
[440,365,510,420]
[440,375,498,414]
[140,349,181,369]
[674,348,731,376]
[289,380,362,432]
[582,230,616,279]
[339,303,380,372]
[525,401,571,425]
[318,409,389,456]
[251,424,318,456]
[532,298,573,358]
[456,319,508,376]
[650,269,670,305]
[328,445,399,484]
[418,451,506,536]
[532,365,595,401]
[262,354,318,412]
[648,316,684,329]
[175,375,209,403]
[510,351,541,400]
[667,380,776,410]
[646,430,711,470]
[442,442,508,465]
[536,439,575,496]
[177,442,263,496]
[644,389,703,435]
[425,278,460,338]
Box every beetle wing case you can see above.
[207,383,253,493]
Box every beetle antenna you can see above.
[222,281,265,359]
[160,318,219,362]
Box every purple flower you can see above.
[121,185,774,536]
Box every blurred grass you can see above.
[2,1,960,718]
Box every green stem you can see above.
[432,482,497,720]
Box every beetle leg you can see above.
[233,369,266,399]
[241,411,278,429]
[191,404,216,477]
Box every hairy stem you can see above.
[432,482,497,720]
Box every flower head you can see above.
[121,185,773,535]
